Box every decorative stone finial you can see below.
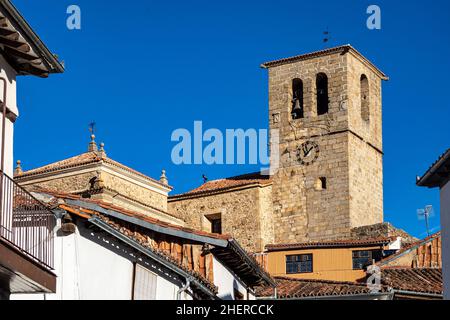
[15,160,23,176]
[88,134,98,152]
[98,142,107,158]
[160,170,168,185]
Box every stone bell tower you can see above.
[262,45,388,243]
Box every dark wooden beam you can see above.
[0,26,19,40]
[0,35,31,52]
[3,45,40,61]
[0,16,8,28]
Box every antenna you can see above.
[417,205,435,237]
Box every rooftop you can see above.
[15,135,172,190]
[377,231,441,268]
[256,277,391,300]
[417,148,450,188]
[260,44,388,80]
[169,172,272,200]
[381,268,443,296]
[35,189,275,291]
[0,0,64,77]
[265,237,395,252]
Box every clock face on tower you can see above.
[296,141,320,166]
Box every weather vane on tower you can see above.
[323,27,331,47]
[89,121,96,136]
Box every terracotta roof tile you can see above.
[417,148,450,187]
[36,189,232,241]
[94,213,218,295]
[377,232,441,267]
[15,151,171,189]
[256,277,389,299]
[170,172,272,199]
[381,268,443,295]
[16,152,101,177]
[266,237,394,251]
[260,45,388,80]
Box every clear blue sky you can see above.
[12,0,450,238]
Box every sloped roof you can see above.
[417,148,450,188]
[381,268,443,296]
[36,190,275,290]
[39,189,230,242]
[266,237,394,252]
[260,44,388,80]
[256,277,390,299]
[0,0,64,76]
[15,151,171,189]
[169,172,272,199]
[377,231,441,267]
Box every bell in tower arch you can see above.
[291,78,304,120]
[292,97,303,120]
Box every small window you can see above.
[291,78,304,119]
[316,73,329,115]
[133,264,157,300]
[320,177,327,190]
[360,74,370,122]
[206,214,222,234]
[315,177,327,190]
[353,250,383,270]
[211,218,222,234]
[352,251,373,270]
[286,254,313,274]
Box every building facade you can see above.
[417,149,450,300]
[260,238,400,282]
[0,0,64,300]
[12,190,275,300]
[170,45,389,251]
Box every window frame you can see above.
[352,250,373,270]
[132,263,158,300]
[285,253,313,274]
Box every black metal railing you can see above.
[0,171,55,270]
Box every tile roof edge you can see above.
[265,237,395,251]
[417,148,450,187]
[169,181,273,200]
[260,44,388,80]
[377,231,441,266]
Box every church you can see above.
[15,45,413,256]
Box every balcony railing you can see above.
[0,171,55,270]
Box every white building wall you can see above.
[441,182,450,300]
[0,54,18,178]
[12,220,186,300]
[212,256,253,300]
[0,55,18,238]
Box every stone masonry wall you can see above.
[268,49,384,243]
[23,172,98,194]
[346,53,384,228]
[168,186,274,253]
[102,172,168,212]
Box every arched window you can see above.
[360,74,370,122]
[291,78,304,119]
[316,73,329,115]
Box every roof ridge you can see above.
[274,276,367,287]
[377,231,441,266]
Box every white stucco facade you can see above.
[441,182,450,300]
[12,218,254,301]
[12,220,186,301]
[213,256,255,300]
[0,54,18,178]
